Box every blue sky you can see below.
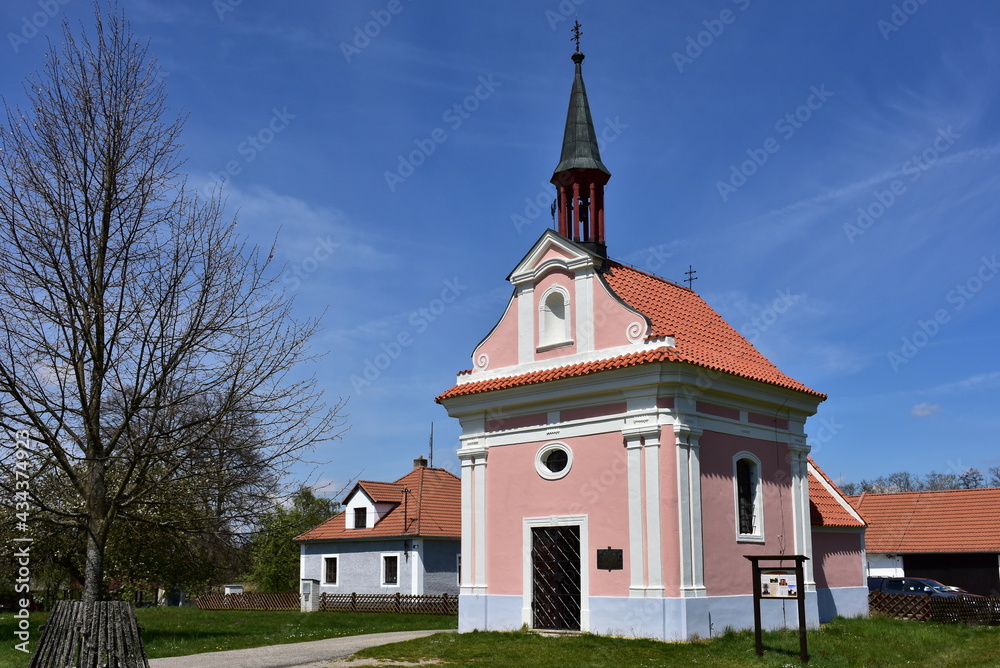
[2,0,998,494]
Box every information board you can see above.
[760,568,798,598]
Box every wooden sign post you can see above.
[744,555,809,663]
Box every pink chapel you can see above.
[435,43,867,640]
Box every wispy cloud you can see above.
[911,402,941,417]
[926,371,1000,395]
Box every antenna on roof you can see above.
[429,422,434,468]
[684,265,698,289]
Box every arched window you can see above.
[539,288,570,348]
[734,454,763,540]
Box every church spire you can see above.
[551,21,611,256]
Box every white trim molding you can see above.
[521,514,590,631]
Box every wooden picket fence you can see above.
[196,591,457,615]
[29,600,148,668]
[869,591,1000,625]
[319,592,457,615]
[196,592,299,611]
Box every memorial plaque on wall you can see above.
[597,548,623,571]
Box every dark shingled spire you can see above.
[552,51,610,177]
[550,37,611,256]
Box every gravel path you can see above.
[147,629,449,668]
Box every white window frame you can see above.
[381,552,401,587]
[534,442,573,480]
[321,554,340,586]
[537,286,572,350]
[733,452,765,542]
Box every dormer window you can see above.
[539,287,571,349]
[354,507,367,529]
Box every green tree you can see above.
[249,487,339,593]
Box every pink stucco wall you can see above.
[472,293,519,371]
[698,430,795,596]
[485,432,631,597]
[593,275,646,351]
[812,531,864,589]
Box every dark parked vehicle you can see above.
[868,576,982,598]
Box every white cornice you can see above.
[508,230,601,286]
[457,340,675,386]
[443,359,823,421]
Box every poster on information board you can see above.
[760,569,798,598]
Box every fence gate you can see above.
[531,525,581,631]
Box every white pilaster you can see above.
[575,267,595,354]
[675,419,706,597]
[625,437,645,595]
[643,434,663,594]
[459,441,488,595]
[460,453,474,593]
[517,284,534,364]
[410,539,423,595]
[474,453,488,589]
[789,443,814,589]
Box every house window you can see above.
[382,555,399,586]
[354,507,367,529]
[535,443,573,481]
[324,557,338,585]
[539,288,570,348]
[734,454,763,540]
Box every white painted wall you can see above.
[866,553,904,578]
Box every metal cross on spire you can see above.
[571,19,583,52]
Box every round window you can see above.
[534,443,573,480]
[544,449,568,473]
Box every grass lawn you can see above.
[0,606,457,668]
[357,615,1000,667]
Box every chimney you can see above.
[413,456,428,469]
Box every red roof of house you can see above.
[808,458,866,529]
[436,262,823,402]
[294,466,460,542]
[355,480,404,504]
[847,488,1000,554]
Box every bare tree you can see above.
[958,468,984,489]
[989,466,1000,488]
[0,8,345,602]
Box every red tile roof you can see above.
[437,261,824,401]
[808,458,866,529]
[355,480,404,504]
[294,466,460,542]
[847,488,1000,554]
